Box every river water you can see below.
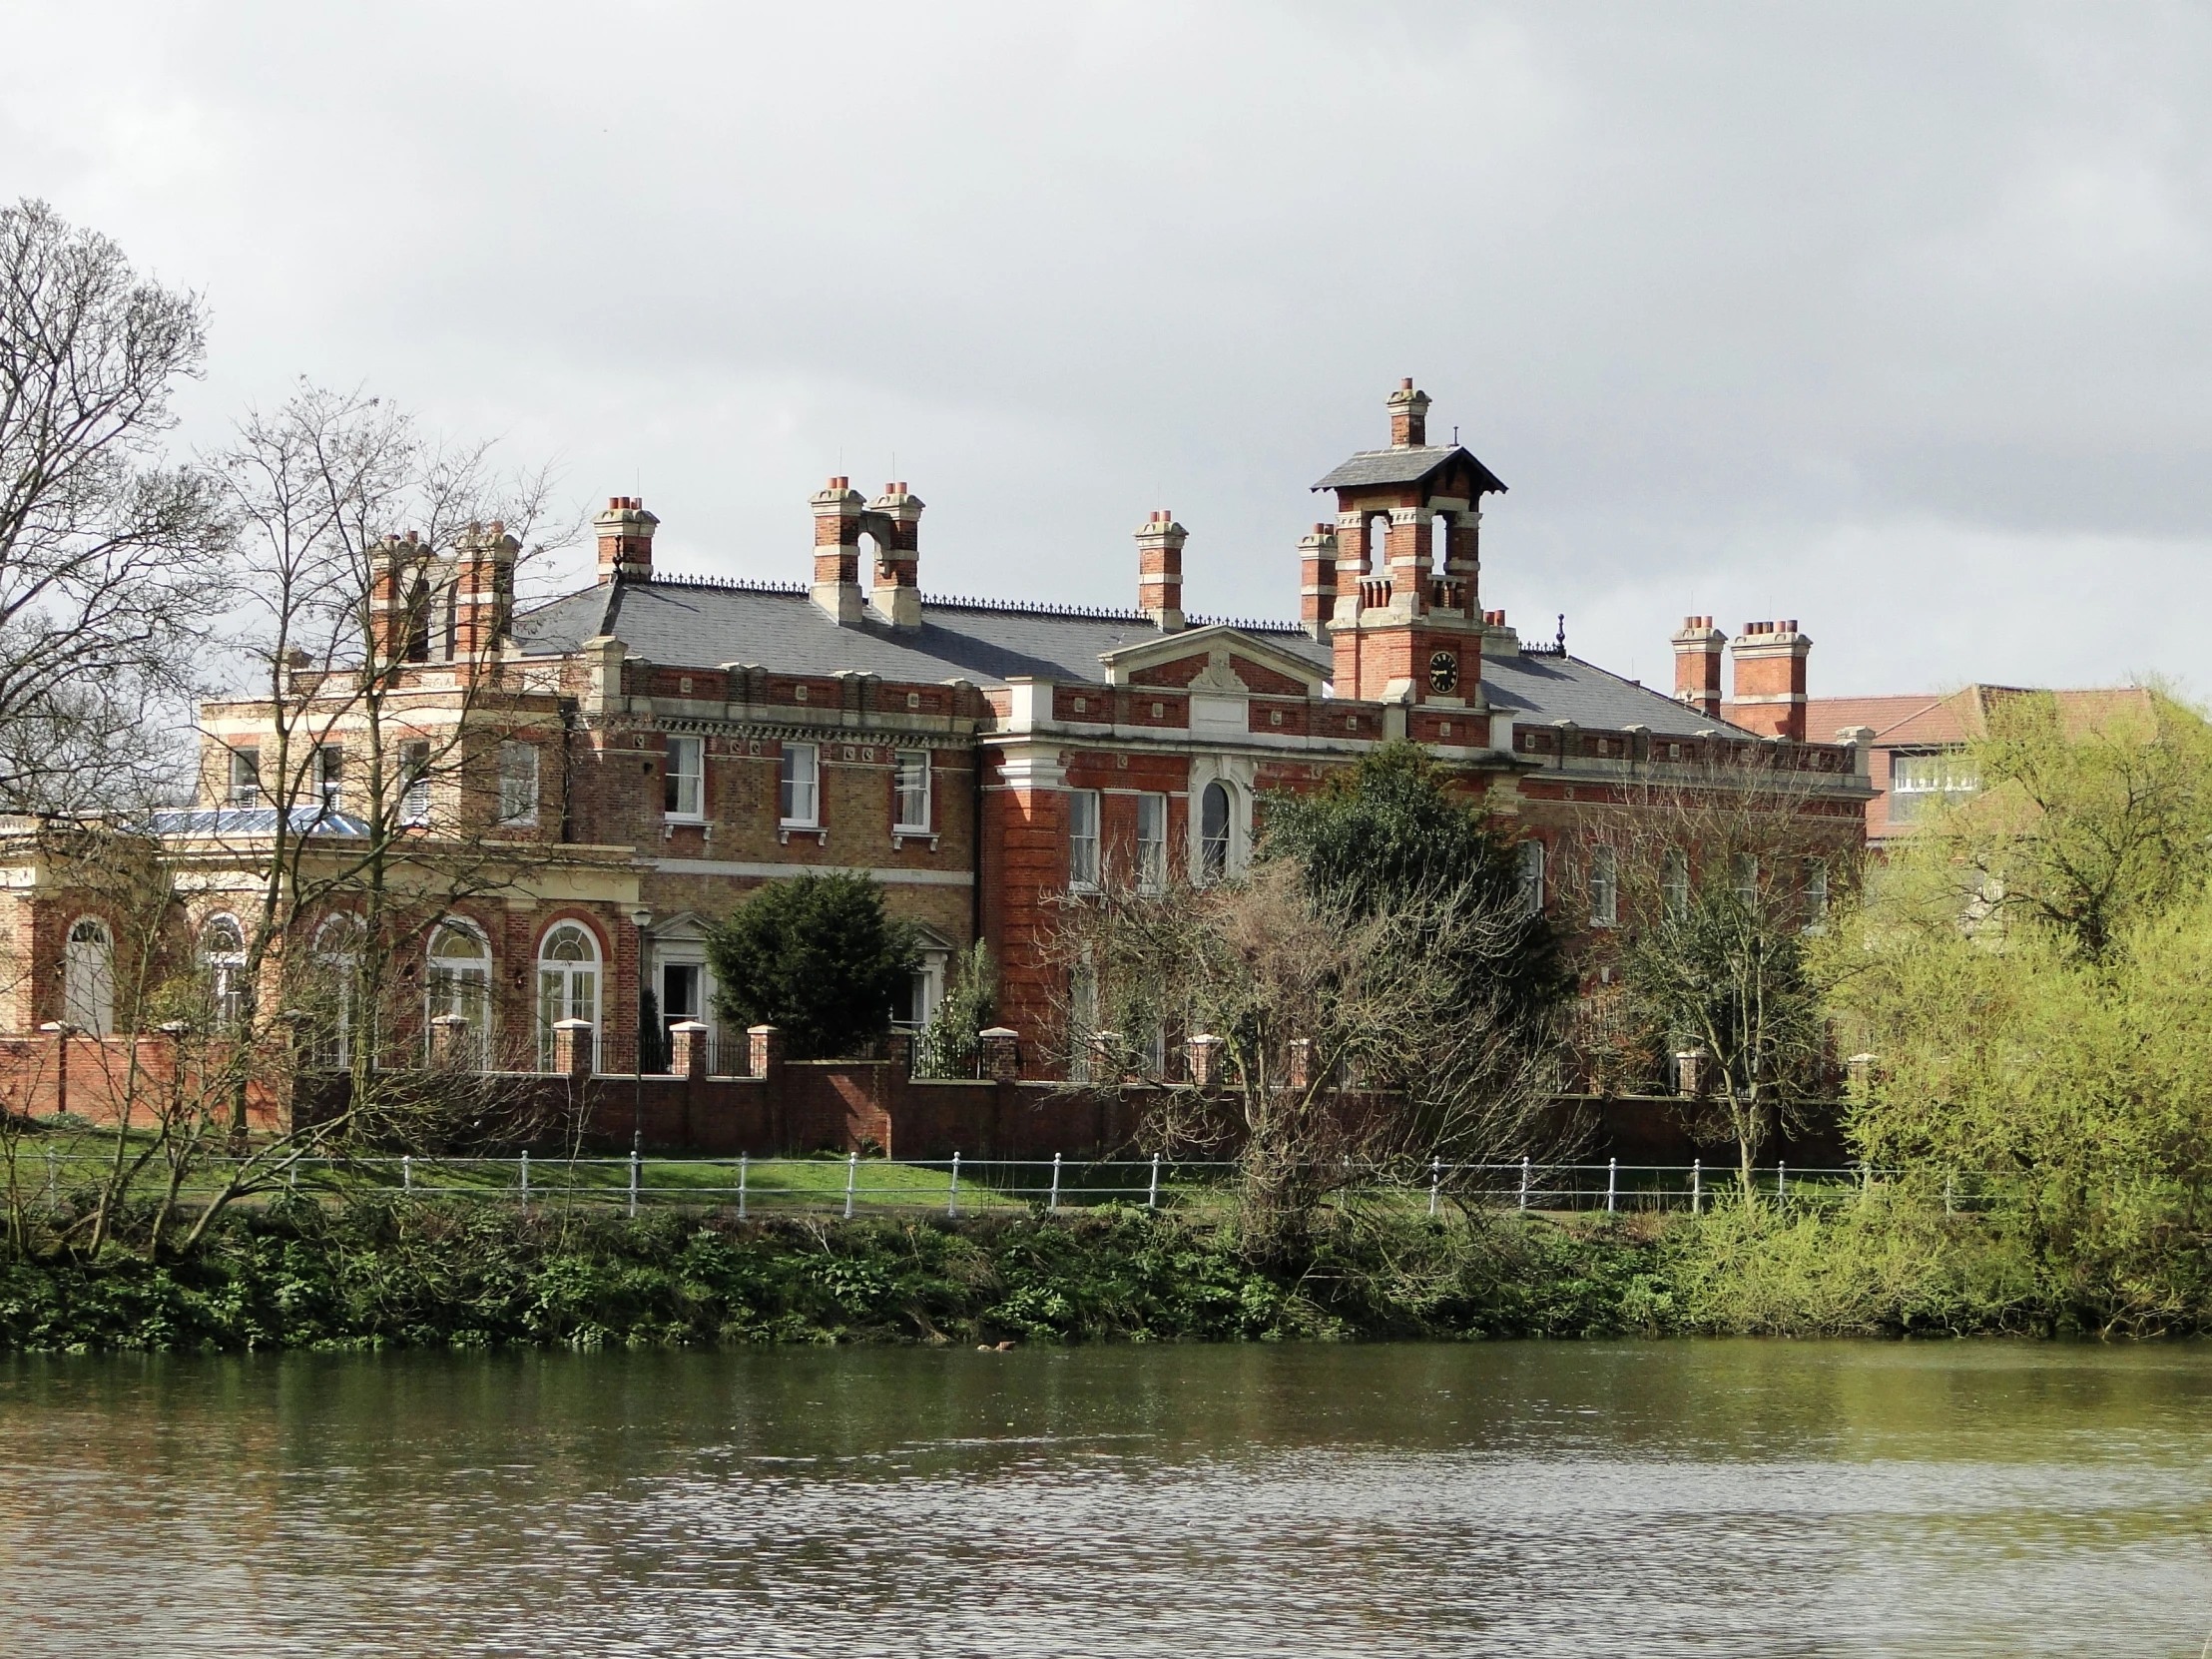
[2,1341,2209,1656]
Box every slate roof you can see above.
[513,578,1331,689]
[1482,651,1760,739]
[514,578,1780,737]
[1312,444,1508,494]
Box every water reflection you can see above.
[3,1343,2209,1656]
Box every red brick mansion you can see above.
[3,382,1874,1076]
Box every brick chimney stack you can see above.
[1728,620,1811,740]
[452,519,521,658]
[595,497,657,583]
[1136,510,1187,632]
[369,531,433,665]
[1298,522,1337,639]
[867,481,923,631]
[811,476,865,625]
[1671,616,1726,718]
[1387,377,1431,448]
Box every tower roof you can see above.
[1312,444,1507,494]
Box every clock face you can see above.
[1428,650,1460,694]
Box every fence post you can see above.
[402,1154,412,1193]
[46,1147,56,1208]
[1518,1155,1530,1212]
[520,1150,530,1216]
[1606,1157,1617,1214]
[843,1149,857,1220]
[947,1150,960,1219]
[1049,1151,1063,1214]
[1691,1158,1702,1215]
[1148,1151,1161,1211]
[1944,1171,1955,1216]
[738,1152,748,1222]
[628,1147,641,1219]
[1428,1156,1441,1217]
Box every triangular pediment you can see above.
[1097,624,1327,693]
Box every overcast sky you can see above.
[9,1,2211,701]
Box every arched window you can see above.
[1200,782,1231,883]
[426,920,491,1066]
[311,914,365,1068]
[201,914,249,1030]
[64,917,114,1036]
[536,921,600,1072]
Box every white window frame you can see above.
[227,748,261,809]
[1136,793,1168,893]
[1803,857,1831,927]
[498,741,540,827]
[1199,781,1232,884]
[1733,853,1761,909]
[426,918,492,1067]
[1589,844,1618,928]
[665,735,705,822]
[779,742,819,829]
[1662,847,1690,919]
[1068,789,1101,890]
[202,913,250,1031]
[1889,749,1978,824]
[400,741,432,827]
[535,921,601,1072]
[1516,839,1545,914]
[893,749,931,835]
[311,913,365,1069]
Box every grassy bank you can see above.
[0,1188,2118,1354]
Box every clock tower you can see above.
[1312,380,1506,710]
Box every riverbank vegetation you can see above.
[0,1193,2089,1355]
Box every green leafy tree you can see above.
[914,940,997,1079]
[706,873,919,1060]
[1821,690,2212,1330]
[1259,741,1571,1022]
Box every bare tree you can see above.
[1043,860,1564,1255]
[0,818,578,1262]
[188,382,581,1136]
[0,200,233,812]
[1573,754,1860,1194]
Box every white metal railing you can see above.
[2,1151,1962,1220]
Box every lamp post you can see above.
[629,905,652,1154]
